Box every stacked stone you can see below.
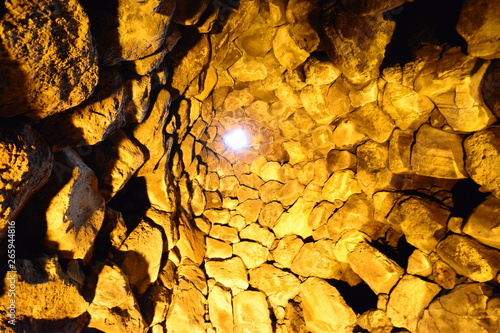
[1,0,500,332]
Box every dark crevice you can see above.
[326,279,378,314]
[381,0,467,69]
[451,178,489,218]
[372,235,415,270]
[107,177,151,232]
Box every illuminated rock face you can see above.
[1,0,500,332]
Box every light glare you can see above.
[224,128,249,150]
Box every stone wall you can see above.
[1,0,500,332]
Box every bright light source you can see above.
[223,128,250,150]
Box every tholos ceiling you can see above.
[1,0,500,332]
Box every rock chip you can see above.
[272,235,304,269]
[249,264,301,308]
[259,201,285,228]
[240,223,275,248]
[208,285,233,333]
[233,290,273,333]
[411,125,467,179]
[326,149,357,173]
[407,250,433,277]
[382,82,434,130]
[291,240,342,279]
[166,280,206,333]
[210,225,240,243]
[323,10,395,87]
[418,283,499,332]
[83,0,175,65]
[356,141,397,196]
[304,57,341,86]
[437,234,500,282]
[357,309,393,333]
[43,149,105,260]
[349,102,396,143]
[464,128,500,199]
[117,220,163,295]
[0,0,98,118]
[206,237,233,259]
[273,25,310,70]
[236,199,263,223]
[463,195,500,249]
[233,241,270,269]
[0,121,53,231]
[205,257,249,293]
[273,198,316,238]
[87,262,145,333]
[86,130,145,201]
[327,194,388,242]
[386,275,441,332]
[322,170,362,203]
[300,277,357,333]
[387,196,449,253]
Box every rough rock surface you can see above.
[300,277,357,333]
[43,149,105,260]
[82,0,176,65]
[323,9,395,87]
[464,128,500,198]
[456,0,500,59]
[1,0,500,331]
[0,121,53,231]
[0,0,98,118]
[87,262,146,333]
[0,256,89,321]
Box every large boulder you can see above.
[300,277,357,333]
[323,8,395,87]
[456,0,500,59]
[44,149,105,260]
[81,0,176,65]
[464,128,500,199]
[0,0,98,118]
[0,256,89,324]
[87,262,146,333]
[0,121,53,231]
[40,68,128,150]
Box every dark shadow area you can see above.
[451,178,489,218]
[481,59,500,118]
[327,279,378,314]
[79,0,121,66]
[0,312,90,333]
[36,66,124,151]
[107,177,151,231]
[165,25,205,98]
[0,33,31,117]
[0,1,6,18]
[381,0,467,68]
[373,235,415,270]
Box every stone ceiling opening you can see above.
[1,0,500,332]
